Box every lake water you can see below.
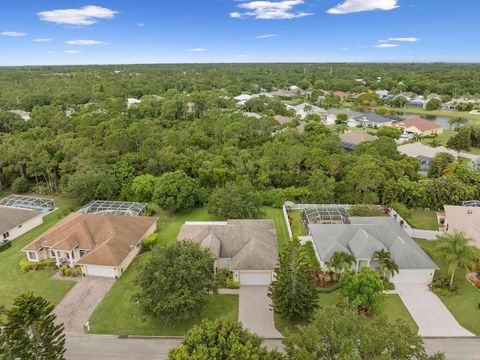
[385,110,469,128]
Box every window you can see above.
[66,253,70,259]
[2,232,9,240]
[18,224,22,229]
[27,251,37,261]
[71,252,75,259]
[51,251,55,257]
[79,250,86,257]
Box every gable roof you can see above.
[444,205,480,247]
[177,219,278,271]
[394,118,443,132]
[23,213,157,266]
[308,217,437,269]
[0,206,40,234]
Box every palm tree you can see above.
[436,232,475,291]
[372,249,399,281]
[328,252,356,275]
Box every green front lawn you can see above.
[0,196,78,309]
[409,209,439,231]
[88,252,238,336]
[416,239,480,335]
[275,290,418,335]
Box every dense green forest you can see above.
[1,64,479,211]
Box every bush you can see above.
[19,259,33,272]
[12,177,30,193]
[31,183,50,195]
[390,202,412,222]
[142,233,159,251]
[226,277,240,289]
[429,276,458,294]
[0,241,12,253]
[19,258,57,272]
[383,280,395,291]
[349,204,384,217]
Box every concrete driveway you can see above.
[238,286,282,339]
[54,277,115,333]
[396,283,474,337]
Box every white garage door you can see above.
[83,265,116,278]
[239,272,272,285]
[392,269,435,285]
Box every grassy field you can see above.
[275,290,418,335]
[89,206,288,335]
[88,253,238,336]
[0,195,78,309]
[409,209,438,230]
[417,239,480,335]
[288,210,306,238]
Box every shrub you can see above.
[142,233,159,251]
[390,202,412,222]
[19,259,33,272]
[226,277,240,289]
[64,268,72,277]
[216,268,231,288]
[0,241,12,253]
[429,276,458,294]
[349,204,384,217]
[31,183,50,195]
[19,258,56,272]
[12,177,30,193]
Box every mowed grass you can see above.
[275,290,418,335]
[288,210,307,238]
[416,239,480,335]
[0,195,78,309]
[89,206,287,335]
[409,209,439,230]
[88,253,238,336]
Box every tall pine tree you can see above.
[0,292,66,360]
[268,238,318,321]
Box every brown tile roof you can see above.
[444,206,480,248]
[23,213,157,266]
[394,117,443,132]
[0,206,40,234]
[333,91,348,97]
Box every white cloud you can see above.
[33,38,52,42]
[378,39,389,43]
[187,48,207,52]
[38,5,117,26]
[328,0,399,14]
[230,0,313,20]
[66,39,108,45]
[137,23,145,27]
[374,43,398,48]
[0,31,26,37]
[255,34,278,39]
[388,37,419,42]
[63,50,80,54]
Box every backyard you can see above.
[89,206,289,335]
[0,195,78,309]
[416,239,480,335]
[275,290,417,335]
[288,210,307,238]
[409,209,439,231]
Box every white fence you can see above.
[283,203,443,241]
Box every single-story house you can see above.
[393,117,444,136]
[333,91,348,98]
[288,103,326,120]
[234,94,252,103]
[9,110,31,121]
[22,213,158,278]
[274,115,292,124]
[0,195,54,243]
[444,205,480,248]
[351,113,393,128]
[410,97,427,109]
[327,109,362,125]
[375,90,390,98]
[269,89,298,98]
[177,219,278,285]
[305,216,438,285]
[127,98,141,107]
[243,112,262,119]
[340,131,378,150]
[398,142,458,159]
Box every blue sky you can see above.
[0,0,478,65]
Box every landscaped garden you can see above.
[417,238,480,335]
[0,195,78,309]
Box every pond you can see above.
[384,110,469,128]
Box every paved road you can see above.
[65,333,480,360]
[396,283,473,337]
[238,286,282,338]
[55,277,115,332]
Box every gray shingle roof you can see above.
[177,219,278,271]
[0,206,40,235]
[308,217,437,269]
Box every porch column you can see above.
[54,251,60,267]
[69,252,74,268]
